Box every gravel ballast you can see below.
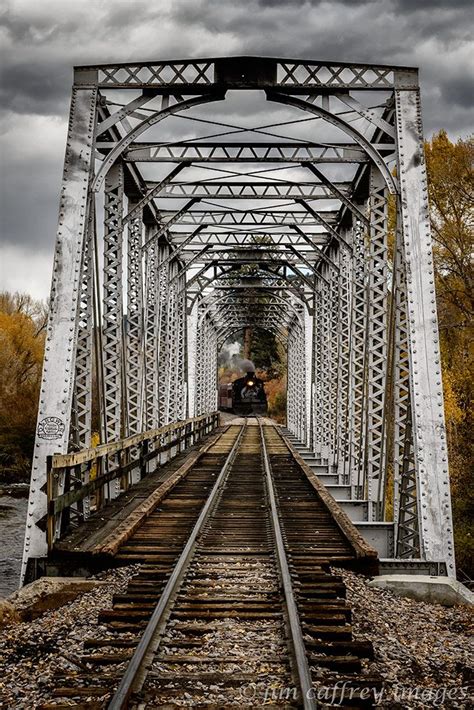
[0,566,139,709]
[338,568,473,708]
[0,566,472,708]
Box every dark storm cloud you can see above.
[441,75,474,109]
[257,0,474,7]
[0,0,472,299]
[170,0,473,129]
[0,159,62,251]
[0,0,186,115]
[172,0,471,61]
[255,0,374,6]
[1,0,472,120]
[393,0,473,9]
[0,61,71,116]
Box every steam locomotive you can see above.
[218,371,268,415]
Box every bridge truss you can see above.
[23,56,455,578]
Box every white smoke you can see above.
[218,342,256,373]
[236,358,256,373]
[218,340,241,366]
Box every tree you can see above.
[251,327,285,380]
[425,131,474,577]
[0,292,47,481]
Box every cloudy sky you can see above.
[0,0,472,301]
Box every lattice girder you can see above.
[365,167,390,518]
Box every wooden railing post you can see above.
[119,449,127,492]
[140,439,149,479]
[46,455,54,551]
[97,455,104,511]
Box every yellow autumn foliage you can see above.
[425,130,474,576]
[0,292,46,481]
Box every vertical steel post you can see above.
[157,242,170,425]
[286,326,297,436]
[126,204,144,438]
[69,198,95,519]
[348,216,368,496]
[319,270,332,461]
[287,318,306,441]
[103,162,124,498]
[328,245,340,469]
[21,87,97,580]
[126,203,144,484]
[392,220,420,556]
[143,232,159,430]
[395,70,455,574]
[312,281,323,458]
[165,258,178,424]
[176,271,188,420]
[304,304,314,448]
[337,238,352,483]
[366,167,389,518]
[72,198,94,451]
[195,312,204,416]
[187,300,199,417]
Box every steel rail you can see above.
[108,422,247,710]
[258,419,316,710]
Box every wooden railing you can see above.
[47,412,220,549]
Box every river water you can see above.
[0,493,28,597]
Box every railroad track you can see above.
[41,420,381,709]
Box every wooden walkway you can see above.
[53,427,226,559]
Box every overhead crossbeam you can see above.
[146,180,352,200]
[157,209,339,226]
[168,231,330,247]
[122,142,371,163]
[75,56,404,91]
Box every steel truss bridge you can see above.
[22,56,455,581]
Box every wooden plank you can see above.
[279,432,378,567]
[53,429,226,553]
[92,429,227,557]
